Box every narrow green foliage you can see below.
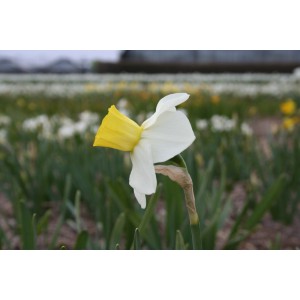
[17,199,36,250]
[50,175,72,249]
[133,228,141,250]
[109,212,126,250]
[175,230,186,250]
[75,190,82,233]
[168,154,187,168]
[37,210,51,235]
[31,213,37,249]
[224,174,287,249]
[74,231,89,250]
[138,184,161,236]
[190,223,202,250]
[245,174,287,231]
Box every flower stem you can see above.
[181,171,202,250]
[155,155,202,250]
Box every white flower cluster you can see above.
[211,115,237,132]
[22,111,100,141]
[240,122,253,136]
[22,114,52,139]
[196,115,253,136]
[0,73,300,97]
[1,72,300,83]
[0,115,11,126]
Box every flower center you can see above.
[93,105,143,151]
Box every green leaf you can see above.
[226,199,251,243]
[109,212,126,250]
[17,199,36,250]
[74,231,89,250]
[130,184,162,249]
[190,223,202,250]
[37,210,51,235]
[139,184,161,236]
[50,175,72,249]
[133,228,141,250]
[31,213,37,248]
[245,174,287,231]
[168,154,187,168]
[75,190,81,233]
[175,230,186,250]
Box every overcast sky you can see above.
[0,50,122,67]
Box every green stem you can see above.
[190,223,202,250]
[183,179,202,250]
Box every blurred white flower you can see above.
[22,114,53,140]
[117,98,129,109]
[22,112,101,141]
[57,116,74,126]
[117,98,130,116]
[196,119,208,130]
[293,67,300,79]
[79,111,99,125]
[241,122,253,136]
[0,115,11,127]
[92,125,99,134]
[58,124,76,140]
[22,115,50,132]
[74,121,88,133]
[0,129,7,144]
[136,112,146,124]
[211,115,236,132]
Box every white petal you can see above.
[142,110,195,163]
[129,139,157,195]
[156,93,189,113]
[142,93,189,128]
[134,189,146,209]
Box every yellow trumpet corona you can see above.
[93,105,143,151]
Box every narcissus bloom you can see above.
[280,99,296,115]
[282,116,300,131]
[93,93,195,208]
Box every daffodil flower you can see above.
[93,93,195,208]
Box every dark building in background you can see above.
[94,50,300,73]
[121,50,300,64]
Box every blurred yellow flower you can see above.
[248,106,257,116]
[117,81,127,90]
[17,98,26,108]
[282,117,299,131]
[161,82,179,94]
[280,99,296,115]
[28,102,37,111]
[211,95,220,105]
[84,83,97,93]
